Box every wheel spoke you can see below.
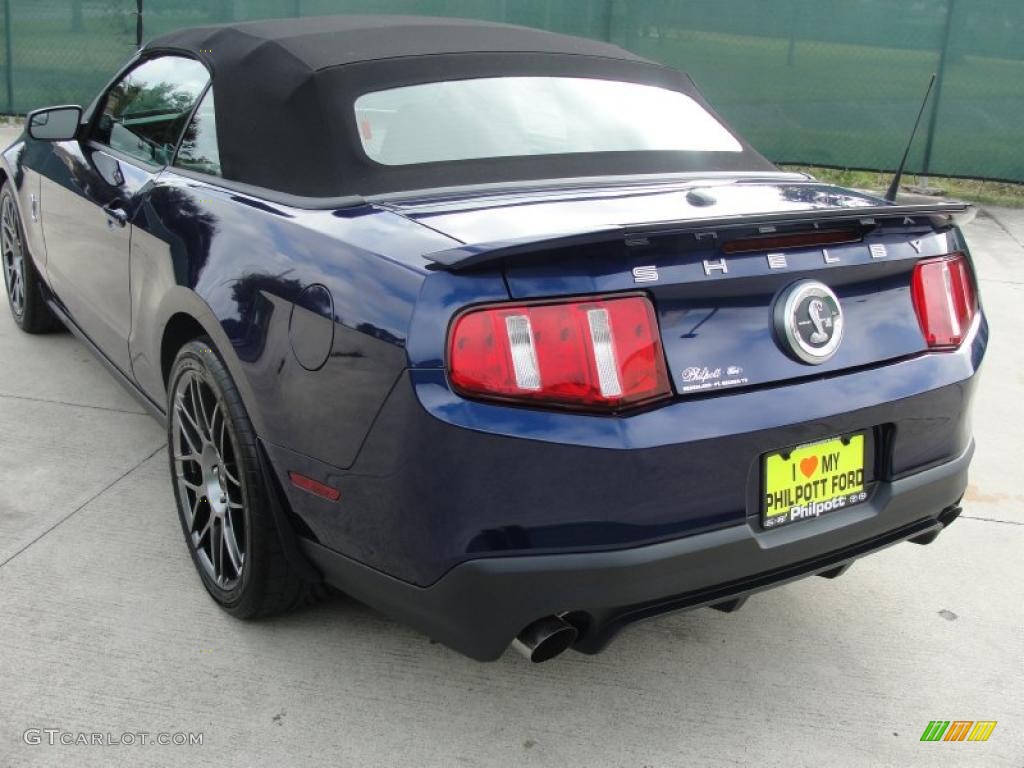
[218,411,227,461]
[209,401,221,443]
[222,463,241,488]
[191,377,212,441]
[175,390,201,432]
[195,512,212,542]
[187,377,202,436]
[223,515,243,574]
[212,520,225,584]
[186,493,202,529]
[174,393,203,453]
[207,519,218,581]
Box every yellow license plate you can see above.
[762,433,867,529]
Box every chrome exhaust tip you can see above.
[512,616,578,663]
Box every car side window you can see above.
[92,55,210,167]
[174,88,221,177]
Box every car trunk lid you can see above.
[389,179,972,396]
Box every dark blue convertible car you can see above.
[1,16,985,662]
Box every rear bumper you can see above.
[301,441,971,661]
[270,343,982,587]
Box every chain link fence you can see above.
[2,0,1022,181]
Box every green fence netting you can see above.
[2,0,1022,181]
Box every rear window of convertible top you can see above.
[353,76,743,166]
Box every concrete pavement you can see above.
[1,120,1022,766]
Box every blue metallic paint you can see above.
[126,171,454,466]
[264,321,982,586]
[394,179,883,246]
[3,126,986,594]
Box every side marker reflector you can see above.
[288,471,341,502]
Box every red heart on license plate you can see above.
[800,456,818,478]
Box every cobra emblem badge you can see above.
[807,298,831,343]
[773,280,844,364]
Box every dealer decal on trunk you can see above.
[680,365,748,392]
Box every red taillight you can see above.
[911,253,977,349]
[447,295,671,411]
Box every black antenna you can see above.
[135,0,144,49]
[885,73,937,202]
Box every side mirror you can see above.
[26,105,83,141]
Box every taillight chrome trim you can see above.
[586,307,623,398]
[504,314,542,391]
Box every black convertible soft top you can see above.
[147,16,776,199]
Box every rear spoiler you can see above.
[424,201,974,271]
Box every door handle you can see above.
[103,203,128,228]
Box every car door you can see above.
[40,54,210,374]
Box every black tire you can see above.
[0,180,61,333]
[167,338,313,618]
